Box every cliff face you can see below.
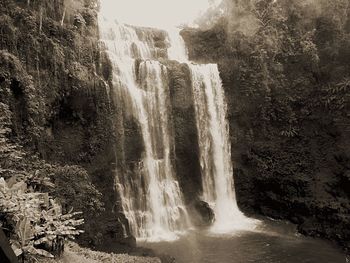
[0,0,205,250]
[0,0,128,247]
[181,0,350,250]
[166,61,202,204]
[2,0,349,253]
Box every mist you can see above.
[99,0,222,29]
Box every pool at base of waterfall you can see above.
[139,218,346,263]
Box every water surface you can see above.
[141,219,346,263]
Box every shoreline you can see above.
[39,242,161,263]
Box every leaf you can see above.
[33,236,49,245]
[11,181,27,193]
[17,217,34,245]
[11,241,23,256]
[26,246,54,258]
[0,177,8,191]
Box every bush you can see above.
[0,177,84,262]
[49,165,104,217]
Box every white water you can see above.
[99,17,190,242]
[99,1,257,239]
[189,64,258,233]
[166,28,189,63]
[166,31,258,233]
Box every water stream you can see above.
[189,64,258,233]
[99,18,190,241]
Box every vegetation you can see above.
[37,241,161,263]
[48,165,104,217]
[0,0,348,259]
[0,90,102,261]
[0,177,83,261]
[0,0,121,256]
[182,0,350,249]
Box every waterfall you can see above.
[167,33,258,233]
[98,3,257,239]
[166,28,188,63]
[99,18,190,241]
[189,65,257,233]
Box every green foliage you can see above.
[185,0,350,246]
[184,0,350,246]
[217,0,350,137]
[0,102,53,192]
[49,165,104,216]
[0,88,103,252]
[0,103,27,178]
[0,0,117,248]
[0,177,84,261]
[321,78,350,115]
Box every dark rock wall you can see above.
[166,61,202,204]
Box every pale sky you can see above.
[100,0,222,29]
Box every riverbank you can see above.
[38,242,161,263]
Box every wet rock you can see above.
[74,13,86,28]
[191,200,215,226]
[166,61,202,203]
[119,236,137,248]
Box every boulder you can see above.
[191,200,215,227]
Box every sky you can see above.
[100,0,222,29]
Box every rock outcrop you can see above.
[166,61,202,204]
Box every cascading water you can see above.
[166,28,189,63]
[166,32,258,234]
[98,17,190,241]
[99,0,256,239]
[189,64,257,233]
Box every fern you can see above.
[280,126,298,138]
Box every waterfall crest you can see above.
[99,18,190,241]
